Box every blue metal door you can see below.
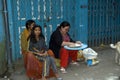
[88,0,120,47]
[0,0,7,75]
[74,0,88,43]
[8,0,120,60]
[8,0,88,61]
[9,0,67,60]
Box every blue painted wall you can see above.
[8,0,86,61]
[5,0,120,61]
[0,0,7,75]
[74,0,88,43]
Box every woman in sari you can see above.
[21,20,35,53]
[21,19,35,68]
[28,25,62,80]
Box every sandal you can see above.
[60,68,67,73]
[70,62,79,66]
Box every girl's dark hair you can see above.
[25,20,35,30]
[28,24,45,43]
[57,21,70,30]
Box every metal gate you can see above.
[9,0,89,61]
[88,0,120,47]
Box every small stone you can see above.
[75,73,78,76]
[4,76,7,78]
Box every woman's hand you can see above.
[68,42,75,46]
[38,53,43,56]
[75,41,82,44]
[67,42,75,47]
[62,41,75,46]
[37,51,48,56]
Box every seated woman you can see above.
[28,24,62,80]
[49,21,81,73]
[21,19,35,68]
[21,20,61,80]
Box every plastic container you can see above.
[83,48,98,59]
[87,59,92,66]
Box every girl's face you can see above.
[29,22,35,30]
[60,26,69,35]
[34,27,41,36]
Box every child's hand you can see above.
[38,53,43,56]
[43,51,48,56]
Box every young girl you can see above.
[28,25,62,80]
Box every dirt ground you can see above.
[0,46,120,80]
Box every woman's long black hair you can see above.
[27,24,45,43]
[25,19,35,30]
[57,21,70,30]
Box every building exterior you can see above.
[0,0,120,75]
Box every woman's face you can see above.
[34,27,41,36]
[61,26,69,35]
[29,22,35,30]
